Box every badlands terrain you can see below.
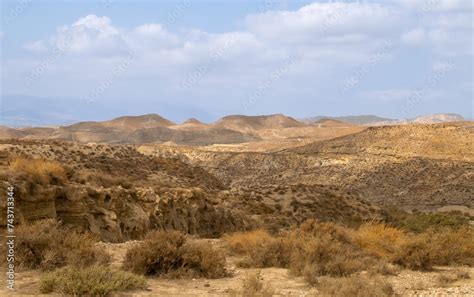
[0,113,473,296]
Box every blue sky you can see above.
[1,0,473,125]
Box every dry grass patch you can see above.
[9,156,67,185]
[316,275,395,297]
[0,219,110,271]
[230,271,275,297]
[123,230,227,278]
[40,266,147,296]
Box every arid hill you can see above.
[215,114,308,132]
[0,113,363,146]
[141,121,474,212]
[0,138,384,242]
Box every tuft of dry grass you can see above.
[9,156,67,185]
[122,230,227,278]
[316,275,395,297]
[0,219,110,271]
[40,266,147,296]
[235,271,275,297]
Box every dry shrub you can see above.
[4,219,110,271]
[238,271,275,297]
[10,156,66,185]
[40,266,147,296]
[355,223,408,261]
[427,227,474,266]
[224,229,291,268]
[394,227,474,270]
[316,275,395,297]
[123,230,227,278]
[224,229,274,255]
[225,220,383,280]
[176,239,227,278]
[392,233,432,270]
[289,220,382,280]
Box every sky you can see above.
[0,0,473,125]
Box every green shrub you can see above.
[389,210,471,233]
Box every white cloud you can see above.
[6,1,472,117]
[401,28,426,45]
[22,40,47,51]
[398,0,472,12]
[51,14,129,56]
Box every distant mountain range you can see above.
[301,115,395,125]
[301,113,465,126]
[0,112,467,145]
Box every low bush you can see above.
[237,271,275,297]
[290,232,379,281]
[9,156,67,185]
[389,209,471,233]
[123,230,227,278]
[39,266,147,296]
[393,227,474,270]
[354,223,407,261]
[223,229,274,255]
[2,219,110,271]
[316,275,395,297]
[224,229,291,268]
[225,220,384,280]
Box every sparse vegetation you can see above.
[9,156,67,185]
[1,219,110,271]
[123,230,227,278]
[39,266,147,296]
[234,271,275,297]
[316,275,395,297]
[389,209,472,233]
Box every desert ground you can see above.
[0,113,473,296]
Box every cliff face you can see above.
[1,178,250,242]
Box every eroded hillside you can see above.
[140,122,474,212]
